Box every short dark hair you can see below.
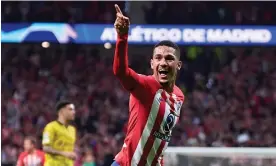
[25,136,37,145]
[154,40,181,59]
[55,100,72,112]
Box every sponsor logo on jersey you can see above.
[153,131,171,142]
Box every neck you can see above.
[152,75,176,93]
[161,80,175,93]
[57,116,68,126]
[28,149,35,154]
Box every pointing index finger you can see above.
[115,4,123,14]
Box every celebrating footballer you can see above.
[112,4,185,166]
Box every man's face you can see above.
[24,139,34,152]
[151,46,182,84]
[62,104,76,121]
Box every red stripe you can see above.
[169,95,176,114]
[151,141,166,166]
[126,92,157,164]
[127,101,150,163]
[169,95,175,110]
[137,91,167,166]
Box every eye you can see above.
[165,55,175,61]
[154,55,162,60]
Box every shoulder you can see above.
[143,75,161,89]
[133,74,161,95]
[174,86,185,101]
[137,74,156,82]
[45,121,57,127]
[18,151,28,158]
[36,150,45,156]
[144,75,155,81]
[136,73,149,82]
[132,74,159,91]
[44,121,57,131]
[68,125,76,132]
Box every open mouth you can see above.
[158,70,169,77]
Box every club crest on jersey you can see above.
[163,113,175,135]
[158,97,164,103]
[153,113,176,142]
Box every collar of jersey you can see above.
[56,120,69,128]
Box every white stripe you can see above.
[28,155,31,166]
[33,155,36,166]
[161,142,169,159]
[33,155,38,165]
[147,97,171,165]
[31,155,34,166]
[146,138,162,165]
[131,89,163,166]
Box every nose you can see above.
[159,58,168,67]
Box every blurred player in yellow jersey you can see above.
[42,101,77,166]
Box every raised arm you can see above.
[113,4,146,91]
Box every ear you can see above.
[150,59,154,70]
[177,61,182,70]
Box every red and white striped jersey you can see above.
[17,150,45,166]
[113,34,184,166]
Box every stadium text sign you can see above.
[101,26,272,44]
[2,23,276,45]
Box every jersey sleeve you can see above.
[16,153,24,166]
[42,124,55,146]
[113,34,147,91]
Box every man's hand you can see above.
[114,4,130,35]
[61,151,77,160]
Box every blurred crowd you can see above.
[1,1,124,24]
[2,1,276,24]
[144,2,276,25]
[2,1,276,166]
